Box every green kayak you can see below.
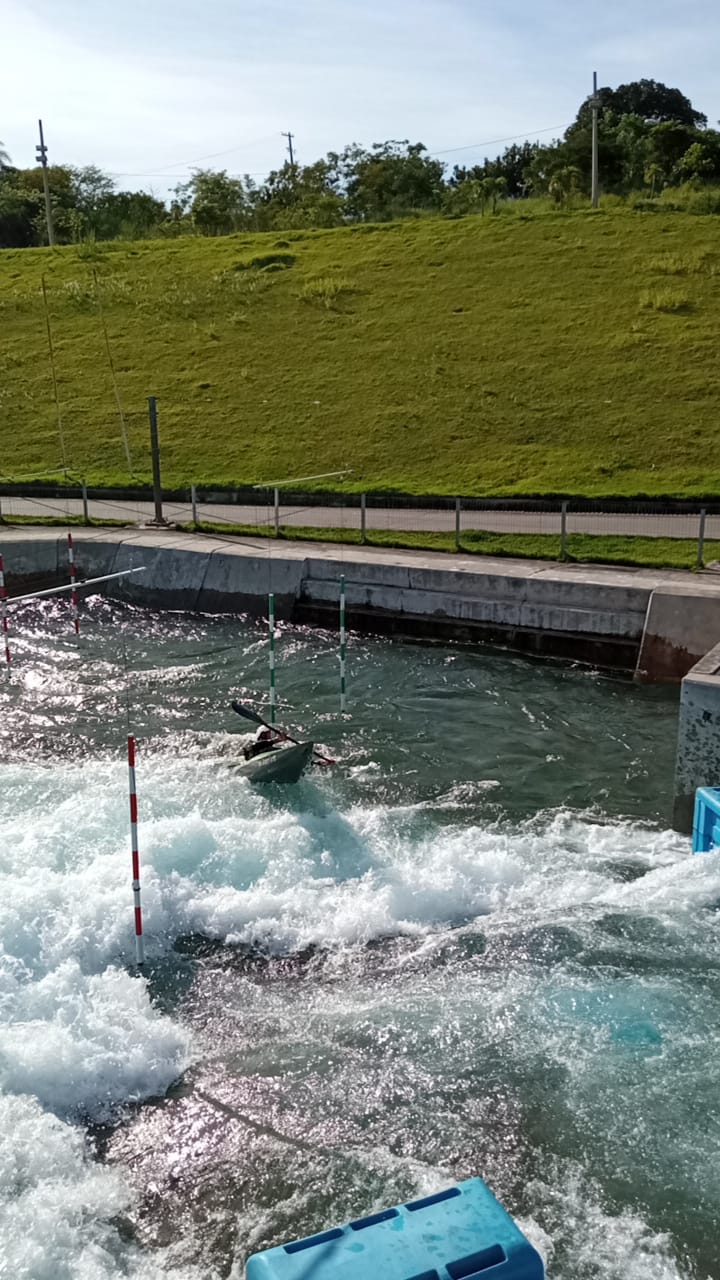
[234,741,314,784]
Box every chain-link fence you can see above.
[1,486,719,570]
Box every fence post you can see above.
[191,484,198,527]
[697,508,707,569]
[455,498,462,551]
[360,493,367,544]
[81,482,89,525]
[560,501,568,561]
[274,487,280,538]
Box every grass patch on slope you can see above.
[3,208,720,496]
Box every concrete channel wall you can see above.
[3,528,720,680]
[6,528,720,831]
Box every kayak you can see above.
[234,741,314,784]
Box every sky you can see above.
[3,0,719,200]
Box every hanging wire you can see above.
[40,275,68,472]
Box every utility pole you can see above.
[147,396,166,525]
[36,118,55,246]
[281,130,295,168]
[590,71,601,209]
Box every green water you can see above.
[1,598,718,1280]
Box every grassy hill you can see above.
[2,207,720,497]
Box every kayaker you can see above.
[243,725,286,760]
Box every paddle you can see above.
[230,701,336,766]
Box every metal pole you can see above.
[339,575,347,713]
[697,508,707,568]
[36,119,55,246]
[591,72,600,210]
[268,593,276,725]
[147,396,164,524]
[81,482,89,525]
[0,554,11,675]
[561,501,568,561]
[360,493,367,544]
[191,484,198,526]
[274,487,280,537]
[455,497,462,550]
[67,533,79,636]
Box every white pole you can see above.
[0,554,11,675]
[339,575,347,712]
[268,592,276,725]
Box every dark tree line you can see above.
[2,79,720,248]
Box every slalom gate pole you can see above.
[268,592,276,726]
[127,734,145,966]
[67,533,79,635]
[339,574,347,712]
[0,554,10,675]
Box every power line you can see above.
[103,121,570,184]
[430,123,568,157]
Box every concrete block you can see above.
[110,540,211,610]
[637,585,720,682]
[673,641,720,831]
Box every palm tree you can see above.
[644,162,663,198]
[548,166,582,208]
[0,141,10,167]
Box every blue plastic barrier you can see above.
[692,787,720,853]
[245,1177,544,1280]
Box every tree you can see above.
[646,121,699,185]
[572,79,706,132]
[451,141,539,199]
[0,141,10,168]
[334,141,446,221]
[644,162,664,197]
[548,166,582,207]
[675,132,720,184]
[173,169,251,235]
[257,159,345,229]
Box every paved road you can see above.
[1,493,717,542]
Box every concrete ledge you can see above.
[673,640,720,831]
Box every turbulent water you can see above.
[1,597,718,1280]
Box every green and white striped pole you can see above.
[268,592,276,725]
[339,575,347,713]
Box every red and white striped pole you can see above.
[67,533,79,636]
[0,554,10,675]
[127,735,145,965]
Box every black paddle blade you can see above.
[231,701,265,725]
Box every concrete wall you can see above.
[3,529,720,682]
[673,641,720,832]
[636,585,720,683]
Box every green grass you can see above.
[0,515,129,528]
[183,521,717,571]
[3,206,720,496]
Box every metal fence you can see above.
[1,486,719,568]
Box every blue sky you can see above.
[3,0,719,198]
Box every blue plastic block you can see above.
[692,787,720,853]
[245,1177,544,1280]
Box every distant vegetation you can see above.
[3,79,720,248]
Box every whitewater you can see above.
[0,597,718,1279]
